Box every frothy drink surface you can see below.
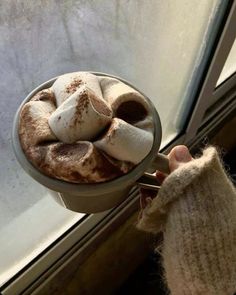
[19,72,154,183]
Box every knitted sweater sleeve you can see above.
[137,147,236,295]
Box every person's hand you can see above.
[140,145,193,210]
[168,145,193,171]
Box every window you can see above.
[217,38,236,86]
[0,1,235,293]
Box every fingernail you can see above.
[174,146,191,162]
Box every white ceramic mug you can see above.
[12,72,169,213]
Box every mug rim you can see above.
[12,72,162,196]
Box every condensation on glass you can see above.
[216,38,236,86]
[0,0,221,286]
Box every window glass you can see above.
[0,0,221,286]
[216,38,236,86]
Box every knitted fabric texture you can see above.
[137,147,236,295]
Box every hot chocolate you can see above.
[19,72,154,183]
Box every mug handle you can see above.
[151,153,170,174]
[136,153,169,190]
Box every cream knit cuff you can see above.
[137,146,236,295]
[137,147,234,233]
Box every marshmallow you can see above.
[27,142,123,183]
[19,89,57,150]
[19,72,155,184]
[48,86,112,143]
[99,76,150,124]
[133,115,154,132]
[102,152,135,174]
[94,118,153,164]
[53,72,103,106]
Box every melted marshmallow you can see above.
[94,118,153,164]
[48,86,112,143]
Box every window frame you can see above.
[185,0,236,142]
[1,1,236,294]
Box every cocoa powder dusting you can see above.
[28,143,90,183]
[66,78,83,94]
[25,145,54,178]
[94,119,116,143]
[102,151,134,175]
[19,104,37,150]
[53,142,88,158]
[69,171,86,182]
[89,93,111,116]
[73,91,90,126]
[116,100,147,123]
[92,147,123,180]
[31,89,56,106]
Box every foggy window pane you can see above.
[0,0,221,286]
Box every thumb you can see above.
[168,145,193,172]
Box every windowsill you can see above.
[0,193,83,287]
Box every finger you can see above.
[139,188,157,209]
[155,170,166,184]
[168,145,193,172]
